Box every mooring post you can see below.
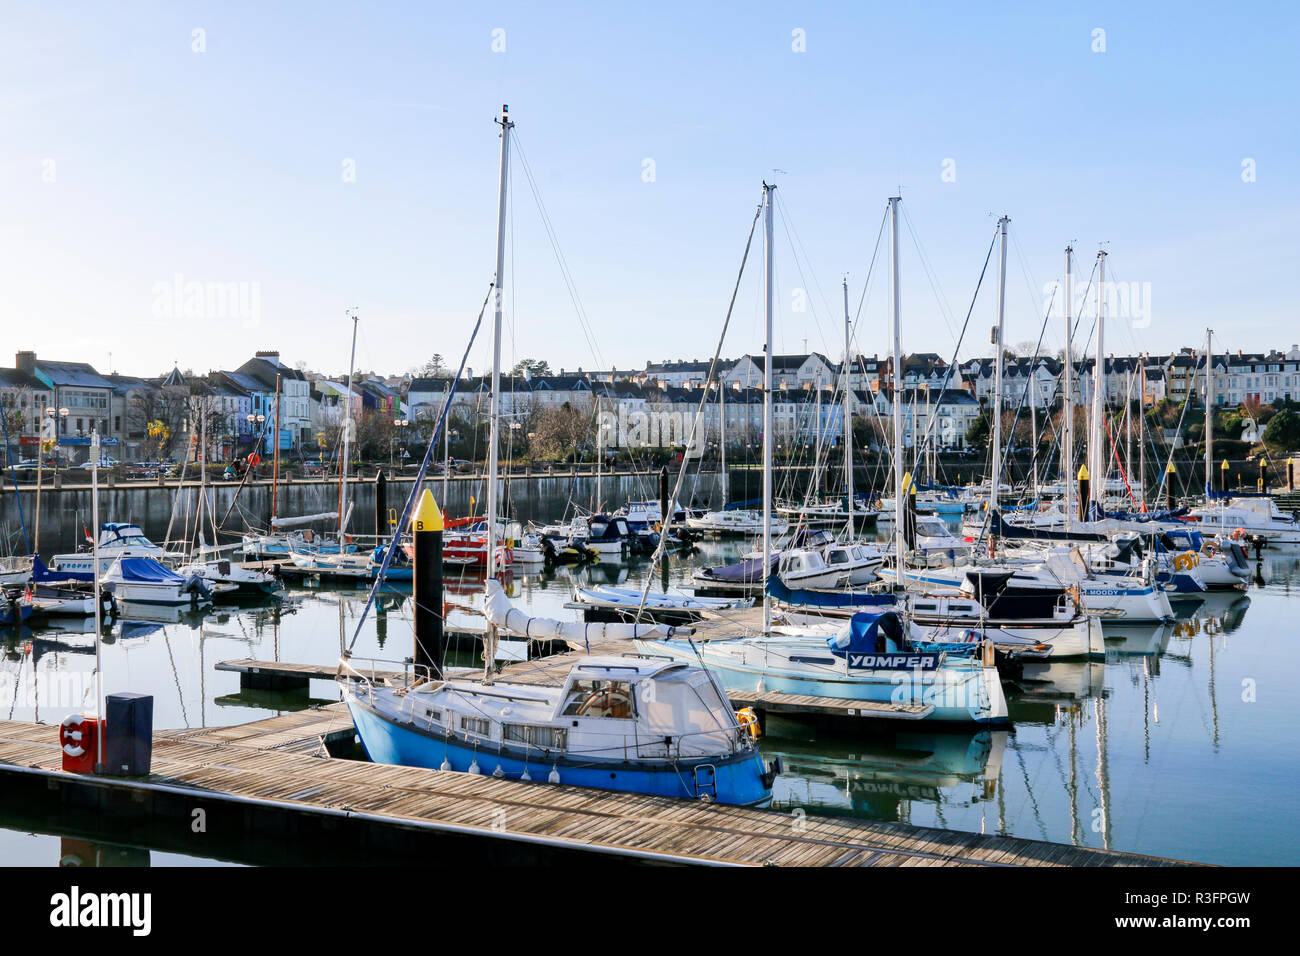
[374,469,387,541]
[903,473,917,551]
[1165,461,1176,511]
[659,465,669,531]
[1077,464,1090,522]
[412,489,445,682]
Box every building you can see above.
[231,352,311,453]
[13,351,118,457]
[0,365,55,457]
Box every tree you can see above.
[527,403,592,461]
[510,358,552,378]
[966,410,991,449]
[414,354,452,378]
[1264,409,1300,452]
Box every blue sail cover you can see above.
[697,553,777,584]
[117,557,186,584]
[766,574,897,608]
[826,611,939,670]
[32,554,92,584]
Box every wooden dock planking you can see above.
[0,707,1193,867]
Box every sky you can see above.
[1,1,1297,382]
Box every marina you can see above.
[3,529,1297,865]
[1,8,1295,921]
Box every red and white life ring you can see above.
[59,714,88,758]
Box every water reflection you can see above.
[2,531,1298,864]
[767,728,1006,818]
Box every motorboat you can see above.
[686,508,788,537]
[101,556,214,606]
[50,522,185,578]
[777,548,848,590]
[1187,496,1300,546]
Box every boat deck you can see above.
[217,639,936,721]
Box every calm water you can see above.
[3,527,1298,866]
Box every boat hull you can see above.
[346,695,772,806]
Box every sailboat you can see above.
[341,106,776,806]
[640,192,1008,725]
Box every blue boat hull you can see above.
[347,698,772,806]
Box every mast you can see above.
[843,277,853,538]
[720,377,727,509]
[271,373,282,523]
[889,196,904,577]
[1090,250,1107,507]
[761,182,775,633]
[990,215,1009,549]
[1030,384,1038,501]
[199,397,208,556]
[90,428,104,771]
[595,396,603,513]
[339,312,360,536]
[1063,246,1074,529]
[1139,356,1147,510]
[1204,328,1214,496]
[487,104,512,579]
[1124,368,1133,493]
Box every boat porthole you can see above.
[610,772,616,779]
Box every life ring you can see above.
[59,714,87,758]
[1230,528,1247,541]
[247,452,261,467]
[735,707,761,740]
[1173,551,1200,571]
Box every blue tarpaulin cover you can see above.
[116,557,185,584]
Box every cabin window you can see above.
[639,671,735,756]
[503,724,568,750]
[459,715,491,738]
[561,679,636,719]
[589,521,609,536]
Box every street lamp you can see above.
[392,418,409,468]
[33,406,61,555]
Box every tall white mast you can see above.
[842,277,854,538]
[990,215,1009,545]
[487,104,512,578]
[1205,328,1214,496]
[1139,356,1147,510]
[339,311,359,536]
[90,428,104,771]
[719,377,727,509]
[1063,246,1074,528]
[761,182,775,633]
[889,197,904,576]
[1090,251,1107,506]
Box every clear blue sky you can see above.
[2,1,1296,381]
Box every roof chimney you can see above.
[15,351,35,375]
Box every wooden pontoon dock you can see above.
[0,704,1191,867]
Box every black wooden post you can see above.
[412,489,444,682]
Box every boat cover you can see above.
[483,579,688,645]
[766,575,897,609]
[826,611,906,657]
